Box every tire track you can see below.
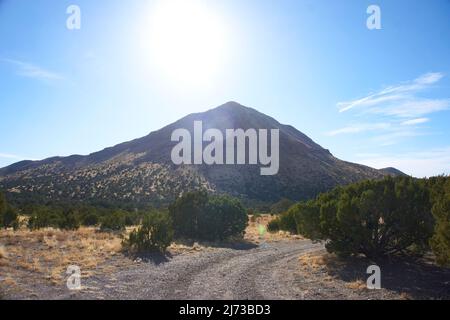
[78,240,323,300]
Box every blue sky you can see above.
[0,0,449,177]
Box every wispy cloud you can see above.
[371,129,426,146]
[356,147,450,178]
[1,58,64,81]
[327,122,391,136]
[401,118,429,126]
[329,72,449,145]
[337,72,448,116]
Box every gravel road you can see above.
[76,240,322,300]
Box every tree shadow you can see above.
[327,254,450,299]
[174,238,259,251]
[124,251,173,266]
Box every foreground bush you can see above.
[429,177,450,266]
[273,177,437,259]
[266,208,298,234]
[169,191,247,241]
[199,195,248,241]
[123,211,173,253]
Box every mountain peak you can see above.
[213,101,253,114]
[220,101,246,108]
[0,101,391,206]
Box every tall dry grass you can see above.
[0,227,122,284]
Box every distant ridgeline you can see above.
[0,102,404,209]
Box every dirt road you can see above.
[73,240,322,300]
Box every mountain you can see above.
[0,102,398,207]
[380,167,407,176]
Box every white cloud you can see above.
[357,147,450,178]
[401,118,430,126]
[371,129,425,146]
[369,98,450,118]
[330,72,449,146]
[327,123,391,136]
[1,58,64,81]
[337,72,448,118]
[415,72,444,85]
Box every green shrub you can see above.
[268,208,298,234]
[81,213,99,226]
[169,191,208,239]
[123,211,173,253]
[28,206,62,230]
[267,218,280,232]
[278,209,298,234]
[270,198,295,215]
[100,210,126,232]
[293,176,435,259]
[0,192,19,230]
[429,177,450,266]
[200,195,248,241]
[58,210,80,230]
[1,207,19,230]
[292,201,322,240]
[124,211,140,226]
[0,192,6,216]
[169,191,248,241]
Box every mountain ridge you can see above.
[0,101,404,207]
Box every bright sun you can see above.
[145,0,228,86]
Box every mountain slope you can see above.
[0,102,393,207]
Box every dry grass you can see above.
[345,279,367,290]
[298,252,375,295]
[245,214,303,243]
[0,246,7,259]
[298,252,334,270]
[0,227,123,286]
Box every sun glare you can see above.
[144,0,228,87]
